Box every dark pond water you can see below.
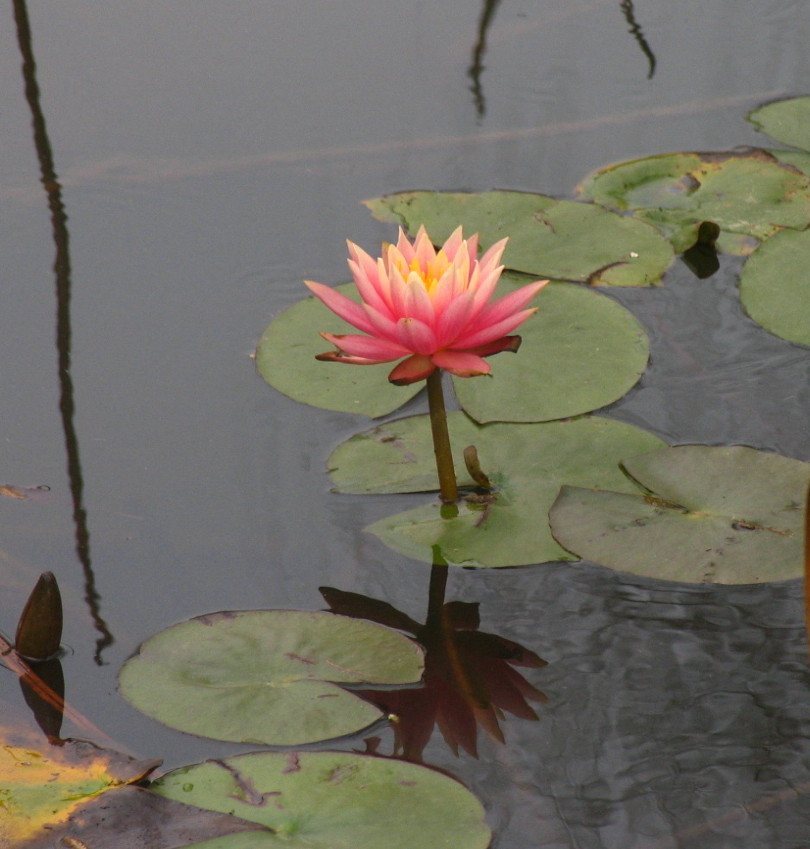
[3,1,810,845]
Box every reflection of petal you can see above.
[321,585,546,762]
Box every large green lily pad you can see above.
[739,227,810,347]
[453,277,649,422]
[549,445,810,584]
[365,190,674,286]
[578,149,810,253]
[150,750,491,849]
[748,96,810,152]
[329,414,665,567]
[256,285,422,417]
[119,611,424,745]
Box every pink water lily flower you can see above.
[305,226,547,385]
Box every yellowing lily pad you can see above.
[748,96,810,152]
[365,189,674,286]
[549,445,810,584]
[578,149,810,254]
[453,277,649,422]
[150,750,491,849]
[739,227,810,347]
[119,610,424,746]
[256,285,422,417]
[329,414,665,567]
[0,733,159,846]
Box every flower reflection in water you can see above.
[321,566,547,762]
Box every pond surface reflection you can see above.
[3,1,810,846]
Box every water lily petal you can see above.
[435,289,476,347]
[395,317,438,355]
[304,281,378,335]
[413,226,437,272]
[476,279,548,327]
[320,332,410,361]
[452,308,538,349]
[404,275,436,326]
[478,237,508,278]
[465,335,522,357]
[389,354,436,385]
[347,258,393,319]
[431,351,491,377]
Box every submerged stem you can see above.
[426,369,458,504]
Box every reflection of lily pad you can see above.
[151,751,491,849]
[739,228,810,347]
[453,277,649,422]
[578,150,810,253]
[365,190,673,286]
[119,611,424,746]
[549,445,810,584]
[256,285,422,417]
[748,96,810,152]
[329,414,665,567]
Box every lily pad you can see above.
[549,445,810,584]
[365,189,674,286]
[150,750,491,849]
[0,733,159,846]
[453,277,649,422]
[748,96,810,152]
[119,610,424,746]
[256,285,421,417]
[739,227,810,347]
[329,414,665,567]
[578,149,810,253]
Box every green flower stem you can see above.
[426,369,458,504]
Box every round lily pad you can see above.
[365,190,674,286]
[578,149,810,254]
[452,277,649,422]
[549,445,810,584]
[329,413,665,567]
[748,96,810,152]
[150,750,491,849]
[119,610,424,745]
[256,285,422,417]
[739,227,810,347]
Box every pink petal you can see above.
[389,354,436,385]
[404,275,435,326]
[316,350,384,365]
[413,226,437,272]
[395,227,417,264]
[441,226,464,261]
[386,261,409,317]
[478,237,508,277]
[305,280,378,335]
[435,290,476,347]
[395,317,438,355]
[476,279,547,326]
[452,308,538,349]
[361,303,403,343]
[347,259,393,318]
[431,350,491,377]
[431,263,463,315]
[320,332,410,361]
[465,233,480,264]
[465,335,522,357]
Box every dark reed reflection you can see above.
[469,0,657,118]
[468,0,503,118]
[12,0,114,663]
[321,564,547,762]
[620,0,657,79]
